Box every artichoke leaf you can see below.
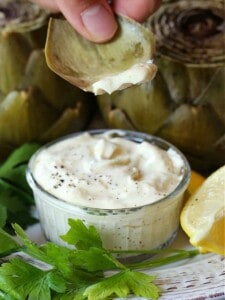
[0,91,5,104]
[194,67,225,122]
[40,101,92,142]
[0,87,59,145]
[186,136,225,173]
[98,73,173,133]
[20,49,90,111]
[185,67,219,102]
[155,58,189,104]
[157,104,224,156]
[97,96,135,130]
[0,32,32,94]
[45,15,157,95]
[108,109,135,130]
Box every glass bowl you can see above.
[26,129,190,261]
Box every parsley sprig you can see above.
[0,144,41,233]
[0,219,199,300]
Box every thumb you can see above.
[55,0,118,43]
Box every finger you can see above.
[55,0,118,43]
[112,0,161,22]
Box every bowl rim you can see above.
[26,129,191,213]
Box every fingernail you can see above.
[81,4,117,41]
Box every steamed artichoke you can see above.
[98,0,225,173]
[0,0,94,161]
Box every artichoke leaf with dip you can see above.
[97,0,225,172]
[45,15,157,95]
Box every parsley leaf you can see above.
[0,143,40,199]
[12,223,47,261]
[40,242,73,277]
[0,143,40,233]
[0,221,161,299]
[53,287,87,300]
[0,219,199,299]
[13,224,74,277]
[61,219,103,250]
[70,247,119,272]
[0,259,66,300]
[0,204,6,229]
[84,269,160,300]
[0,190,36,232]
[0,228,20,256]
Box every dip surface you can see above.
[31,131,184,209]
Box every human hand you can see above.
[30,0,161,42]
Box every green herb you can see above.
[0,144,40,233]
[0,219,200,300]
[84,269,159,300]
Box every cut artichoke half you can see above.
[148,0,224,67]
[0,0,95,162]
[45,15,157,95]
[0,0,49,34]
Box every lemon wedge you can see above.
[188,170,205,195]
[183,170,205,203]
[180,165,225,256]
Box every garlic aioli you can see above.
[92,61,157,95]
[31,131,184,209]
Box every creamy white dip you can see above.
[91,61,157,95]
[31,131,184,209]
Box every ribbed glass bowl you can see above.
[26,129,190,261]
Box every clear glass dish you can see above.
[26,129,191,262]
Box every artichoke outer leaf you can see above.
[118,76,172,134]
[99,104,135,130]
[0,32,32,94]
[185,67,219,102]
[45,15,157,95]
[157,104,225,157]
[195,67,225,123]
[0,90,5,104]
[40,101,92,142]
[0,88,59,145]
[155,58,189,104]
[20,49,90,111]
[98,73,173,134]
